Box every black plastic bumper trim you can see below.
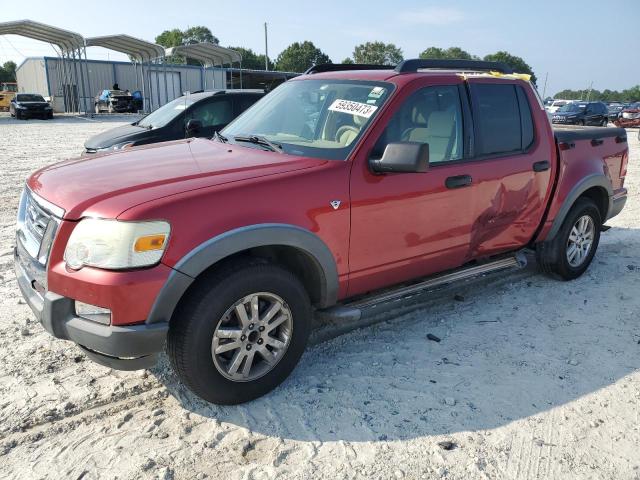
[15,249,168,367]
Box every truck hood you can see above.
[28,138,326,220]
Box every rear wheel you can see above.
[536,198,601,280]
[167,261,312,405]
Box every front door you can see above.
[186,97,235,137]
[348,80,479,296]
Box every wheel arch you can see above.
[146,224,339,325]
[545,174,611,241]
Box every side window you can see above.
[470,83,522,156]
[237,94,261,114]
[373,85,464,164]
[188,98,233,128]
[516,86,535,150]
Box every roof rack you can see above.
[395,59,514,74]
[305,63,394,74]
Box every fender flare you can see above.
[545,174,612,241]
[147,224,339,324]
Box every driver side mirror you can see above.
[370,142,429,174]
[185,119,202,136]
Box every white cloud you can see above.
[397,6,465,25]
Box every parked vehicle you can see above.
[0,81,18,111]
[15,60,628,405]
[607,103,626,122]
[84,90,264,154]
[9,93,53,119]
[614,102,640,128]
[546,99,572,113]
[551,101,609,126]
[94,89,134,113]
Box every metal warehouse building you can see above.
[16,57,296,113]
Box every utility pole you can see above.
[264,22,269,71]
[586,81,593,101]
[542,72,548,100]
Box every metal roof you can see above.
[86,34,165,62]
[0,19,84,51]
[165,43,242,66]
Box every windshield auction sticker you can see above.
[328,99,378,118]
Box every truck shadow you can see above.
[152,226,640,442]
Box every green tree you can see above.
[419,46,477,60]
[342,57,355,64]
[155,26,219,65]
[275,41,331,73]
[352,41,403,65]
[0,61,17,82]
[227,46,273,70]
[483,51,537,85]
[183,26,219,45]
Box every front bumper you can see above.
[14,248,168,370]
[17,109,51,118]
[614,118,640,128]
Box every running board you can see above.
[316,252,527,322]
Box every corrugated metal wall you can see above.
[15,58,48,96]
[16,57,290,113]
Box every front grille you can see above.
[16,188,63,265]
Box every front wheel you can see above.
[536,198,601,280]
[167,261,311,405]
[601,119,608,127]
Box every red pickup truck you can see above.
[15,60,629,405]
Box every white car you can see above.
[546,99,574,113]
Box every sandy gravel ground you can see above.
[0,114,638,480]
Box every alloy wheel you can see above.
[566,215,595,267]
[211,292,293,382]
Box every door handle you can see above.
[445,175,472,189]
[533,160,550,172]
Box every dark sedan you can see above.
[9,93,53,120]
[84,89,264,154]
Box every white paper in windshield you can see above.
[328,99,378,118]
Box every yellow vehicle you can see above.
[0,82,18,112]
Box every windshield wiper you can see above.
[213,131,228,143]
[233,135,283,153]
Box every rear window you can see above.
[470,83,534,156]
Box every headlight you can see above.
[97,141,135,152]
[16,104,25,109]
[64,219,170,270]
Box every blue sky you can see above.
[1,0,638,96]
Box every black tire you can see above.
[167,260,312,405]
[578,120,585,126]
[536,197,601,280]
[47,112,54,120]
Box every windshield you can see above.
[222,79,393,160]
[16,94,45,102]
[552,101,567,107]
[138,95,197,128]
[558,103,586,113]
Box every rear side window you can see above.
[470,83,535,156]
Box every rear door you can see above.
[463,79,555,257]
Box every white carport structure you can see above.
[0,19,89,113]
[165,43,243,90]
[85,34,167,112]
